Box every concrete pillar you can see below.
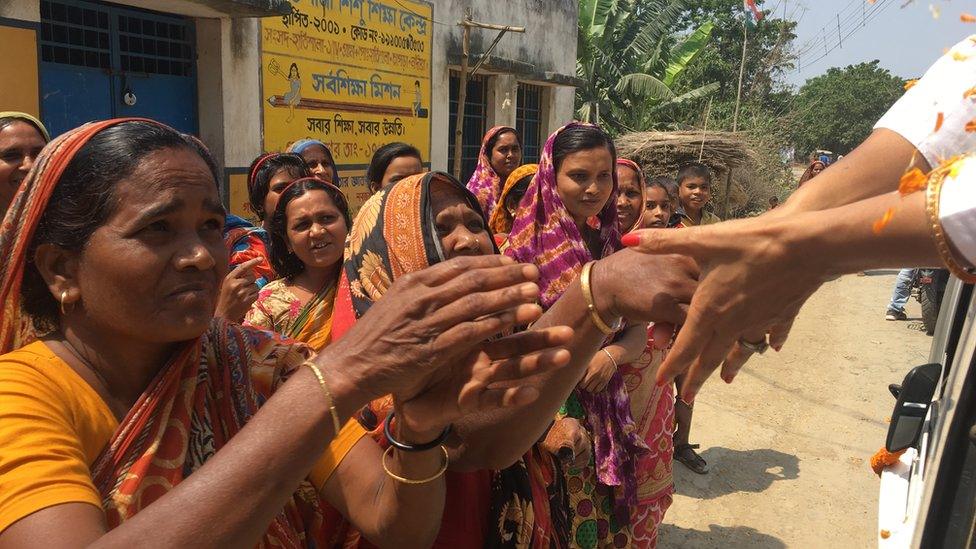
[0,0,39,21]
[545,86,576,137]
[193,18,262,169]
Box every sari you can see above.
[0,119,353,546]
[331,171,568,548]
[466,125,518,216]
[287,139,342,187]
[0,112,51,352]
[224,213,275,288]
[490,163,540,237]
[244,278,337,351]
[506,122,648,548]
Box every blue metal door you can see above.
[40,0,197,138]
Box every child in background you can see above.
[644,177,676,228]
[675,162,721,226]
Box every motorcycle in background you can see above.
[912,268,950,335]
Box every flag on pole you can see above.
[743,0,764,28]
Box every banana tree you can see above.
[577,0,718,132]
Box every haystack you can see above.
[615,130,760,214]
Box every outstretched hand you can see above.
[622,218,825,402]
[397,327,574,433]
[325,255,575,433]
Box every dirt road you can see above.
[660,271,932,548]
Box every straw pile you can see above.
[615,130,758,177]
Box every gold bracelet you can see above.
[381,444,450,484]
[601,347,619,369]
[302,361,343,435]
[580,261,623,335]
[925,164,976,283]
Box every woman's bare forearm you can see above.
[790,190,941,276]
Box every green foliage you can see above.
[576,0,716,133]
[792,61,905,156]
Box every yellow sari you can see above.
[244,279,337,351]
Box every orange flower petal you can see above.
[962,12,976,23]
[872,207,895,235]
[898,167,928,195]
[953,50,971,62]
[904,79,919,91]
[935,112,945,132]
[967,119,976,132]
[964,86,976,100]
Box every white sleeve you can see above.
[939,157,976,269]
[875,35,976,167]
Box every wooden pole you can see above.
[721,167,734,219]
[452,14,471,179]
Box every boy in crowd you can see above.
[676,162,722,226]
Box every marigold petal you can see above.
[935,112,945,132]
[967,119,976,133]
[964,86,976,100]
[961,12,976,23]
[872,207,895,235]
[898,167,928,195]
[953,50,971,62]
[904,79,919,91]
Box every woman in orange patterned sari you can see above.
[0,119,572,547]
[615,159,675,547]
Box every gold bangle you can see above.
[601,347,619,369]
[925,165,976,283]
[381,444,449,484]
[303,361,343,435]
[580,261,623,335]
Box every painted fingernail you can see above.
[773,344,783,352]
[621,233,640,247]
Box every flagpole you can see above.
[732,17,748,132]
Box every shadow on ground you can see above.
[673,447,799,500]
[861,269,901,276]
[660,523,787,548]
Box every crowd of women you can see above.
[1,33,975,549]
[0,108,706,548]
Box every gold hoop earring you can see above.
[60,290,72,316]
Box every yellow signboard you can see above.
[260,0,433,214]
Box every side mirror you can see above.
[886,363,942,452]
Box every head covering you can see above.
[0,111,50,141]
[466,126,518,216]
[0,118,156,353]
[489,163,538,235]
[616,158,647,233]
[333,171,490,327]
[286,139,341,186]
[798,159,825,187]
[504,122,621,309]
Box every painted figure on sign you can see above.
[267,58,303,123]
[412,80,428,118]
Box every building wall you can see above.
[0,0,41,117]
[429,0,579,171]
[3,0,578,206]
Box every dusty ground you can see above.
[660,271,933,548]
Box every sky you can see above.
[780,0,974,88]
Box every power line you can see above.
[795,0,897,72]
[792,0,889,65]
